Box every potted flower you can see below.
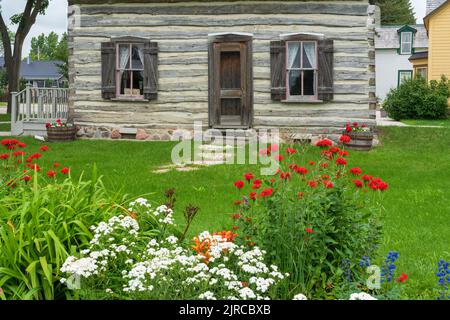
[46,119,76,142]
[343,122,374,151]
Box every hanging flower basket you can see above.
[46,120,76,142]
[343,123,374,152]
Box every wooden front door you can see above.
[209,36,253,128]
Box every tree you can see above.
[29,31,68,79]
[370,0,416,25]
[0,0,50,114]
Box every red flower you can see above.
[60,167,70,175]
[286,148,297,155]
[320,163,329,169]
[396,273,408,283]
[232,225,239,230]
[353,179,364,188]
[252,179,262,189]
[259,188,274,197]
[46,170,57,178]
[346,125,352,133]
[289,164,299,171]
[336,157,347,166]
[234,200,242,205]
[305,228,314,234]
[316,139,333,148]
[17,142,26,148]
[339,135,351,144]
[353,122,359,127]
[350,167,362,176]
[27,164,41,171]
[259,148,269,156]
[295,167,308,175]
[297,192,304,200]
[369,178,389,191]
[0,153,9,160]
[45,123,51,128]
[323,180,333,188]
[244,173,254,181]
[40,145,49,152]
[307,180,318,188]
[249,192,257,201]
[308,161,315,166]
[234,180,245,189]
[53,162,61,167]
[339,150,349,157]
[13,151,25,157]
[274,154,284,162]
[280,172,291,180]
[361,174,372,181]
[23,175,32,182]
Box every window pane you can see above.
[287,42,300,69]
[120,70,132,95]
[303,70,315,96]
[402,43,412,54]
[133,70,144,96]
[402,32,412,42]
[399,71,412,85]
[289,70,301,96]
[119,44,131,70]
[132,44,144,70]
[302,43,316,69]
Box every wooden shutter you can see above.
[143,42,158,100]
[270,40,286,101]
[318,39,334,102]
[101,42,116,99]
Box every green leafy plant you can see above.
[0,168,129,300]
[231,142,385,299]
[384,76,449,121]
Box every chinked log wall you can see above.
[68,1,377,134]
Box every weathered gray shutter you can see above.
[143,42,158,100]
[101,42,116,99]
[318,39,334,102]
[270,40,286,101]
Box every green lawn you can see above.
[0,113,11,132]
[402,118,450,128]
[7,127,450,299]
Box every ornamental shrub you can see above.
[383,76,449,121]
[231,140,386,298]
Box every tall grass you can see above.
[0,167,129,300]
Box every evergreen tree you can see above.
[370,0,416,25]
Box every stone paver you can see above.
[376,111,408,127]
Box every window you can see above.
[116,43,145,98]
[286,41,317,100]
[398,70,413,87]
[400,32,413,55]
[415,67,428,81]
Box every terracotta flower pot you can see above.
[345,131,374,151]
[47,126,77,142]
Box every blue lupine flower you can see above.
[359,256,371,268]
[437,259,450,300]
[341,258,352,283]
[381,251,399,283]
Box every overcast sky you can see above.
[1,0,428,56]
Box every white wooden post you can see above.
[38,89,43,119]
[52,87,57,119]
[25,84,31,120]
[11,92,17,124]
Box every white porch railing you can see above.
[11,84,69,135]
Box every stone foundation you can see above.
[75,125,378,147]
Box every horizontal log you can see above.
[253,116,376,127]
[78,13,368,28]
[76,2,370,16]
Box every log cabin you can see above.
[67,0,379,141]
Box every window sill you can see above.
[111,97,149,103]
[281,99,324,104]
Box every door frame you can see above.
[208,33,253,129]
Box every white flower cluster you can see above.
[349,292,378,300]
[61,214,140,282]
[60,201,287,300]
[293,293,308,300]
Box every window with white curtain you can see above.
[116,43,145,97]
[286,41,317,100]
[400,32,413,55]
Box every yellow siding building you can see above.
[425,0,450,80]
[416,0,450,81]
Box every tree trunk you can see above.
[6,42,23,115]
